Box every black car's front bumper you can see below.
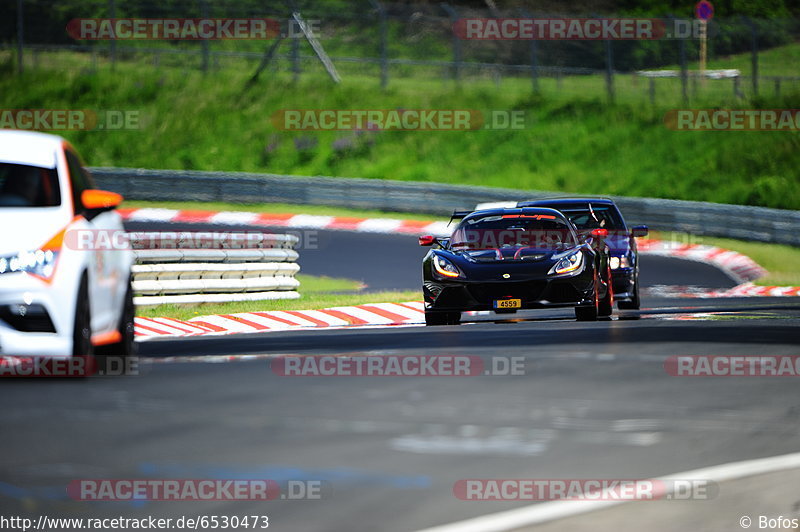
[611,267,636,301]
[424,271,596,312]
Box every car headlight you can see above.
[550,251,583,275]
[0,250,59,279]
[610,256,630,270]
[433,255,461,278]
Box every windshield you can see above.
[0,163,61,208]
[556,205,625,230]
[451,214,578,251]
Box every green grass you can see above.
[1,43,799,210]
[650,231,800,286]
[137,273,420,321]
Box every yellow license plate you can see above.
[494,299,522,309]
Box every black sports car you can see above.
[516,198,648,309]
[420,207,614,325]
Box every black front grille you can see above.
[0,304,56,333]
[544,282,582,303]
[467,281,546,304]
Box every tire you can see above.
[598,265,614,317]
[575,271,599,322]
[425,311,461,326]
[72,273,93,359]
[618,275,641,310]
[96,278,136,374]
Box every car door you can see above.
[65,149,119,336]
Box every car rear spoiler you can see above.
[448,210,473,226]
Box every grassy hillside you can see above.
[0,43,798,209]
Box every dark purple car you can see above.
[517,198,648,309]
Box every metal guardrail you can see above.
[92,167,800,247]
[129,231,300,307]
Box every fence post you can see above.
[16,0,24,74]
[605,39,615,103]
[680,41,688,103]
[371,0,388,89]
[200,0,210,72]
[745,16,758,97]
[649,78,656,106]
[291,30,300,82]
[440,3,461,84]
[109,0,117,69]
[520,9,539,93]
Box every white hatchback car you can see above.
[0,130,134,369]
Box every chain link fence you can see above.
[3,1,799,103]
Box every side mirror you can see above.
[631,225,649,237]
[82,189,123,211]
[419,235,435,246]
[591,228,608,239]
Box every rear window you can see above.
[549,204,625,230]
[0,163,61,208]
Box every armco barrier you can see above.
[92,168,800,247]
[129,232,300,307]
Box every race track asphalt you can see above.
[1,223,798,532]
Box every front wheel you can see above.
[575,272,599,322]
[72,273,93,358]
[618,275,640,310]
[95,278,136,374]
[425,311,461,326]
[598,265,614,317]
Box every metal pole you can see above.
[699,20,707,88]
[746,17,758,96]
[521,9,538,93]
[679,31,688,104]
[200,0,209,72]
[16,0,24,74]
[291,32,300,83]
[370,0,388,89]
[109,0,116,69]
[440,3,461,84]
[605,39,614,103]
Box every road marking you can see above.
[414,451,800,532]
